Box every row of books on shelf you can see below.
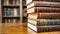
[2,18,20,23]
[2,0,20,5]
[3,8,20,16]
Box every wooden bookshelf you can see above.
[0,0,23,23]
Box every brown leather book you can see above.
[27,7,60,14]
[28,23,60,32]
[38,13,60,19]
[26,0,60,5]
[28,13,60,19]
[27,1,60,8]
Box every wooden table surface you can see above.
[0,23,60,34]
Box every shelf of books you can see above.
[2,0,20,5]
[1,0,21,23]
[26,0,60,33]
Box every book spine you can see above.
[8,8,11,16]
[37,19,60,26]
[9,0,13,5]
[13,19,16,23]
[38,13,60,19]
[12,0,15,5]
[14,8,18,16]
[4,0,6,5]
[4,8,6,16]
[37,25,60,32]
[17,0,20,5]
[37,7,60,12]
[7,0,9,5]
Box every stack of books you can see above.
[26,0,60,32]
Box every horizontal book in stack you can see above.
[26,0,60,33]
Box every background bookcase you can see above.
[0,0,24,23]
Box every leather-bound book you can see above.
[27,7,60,14]
[28,19,60,26]
[28,23,60,32]
[26,0,60,5]
[28,13,60,19]
[27,1,60,8]
[38,13,60,19]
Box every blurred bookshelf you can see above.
[0,0,23,23]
